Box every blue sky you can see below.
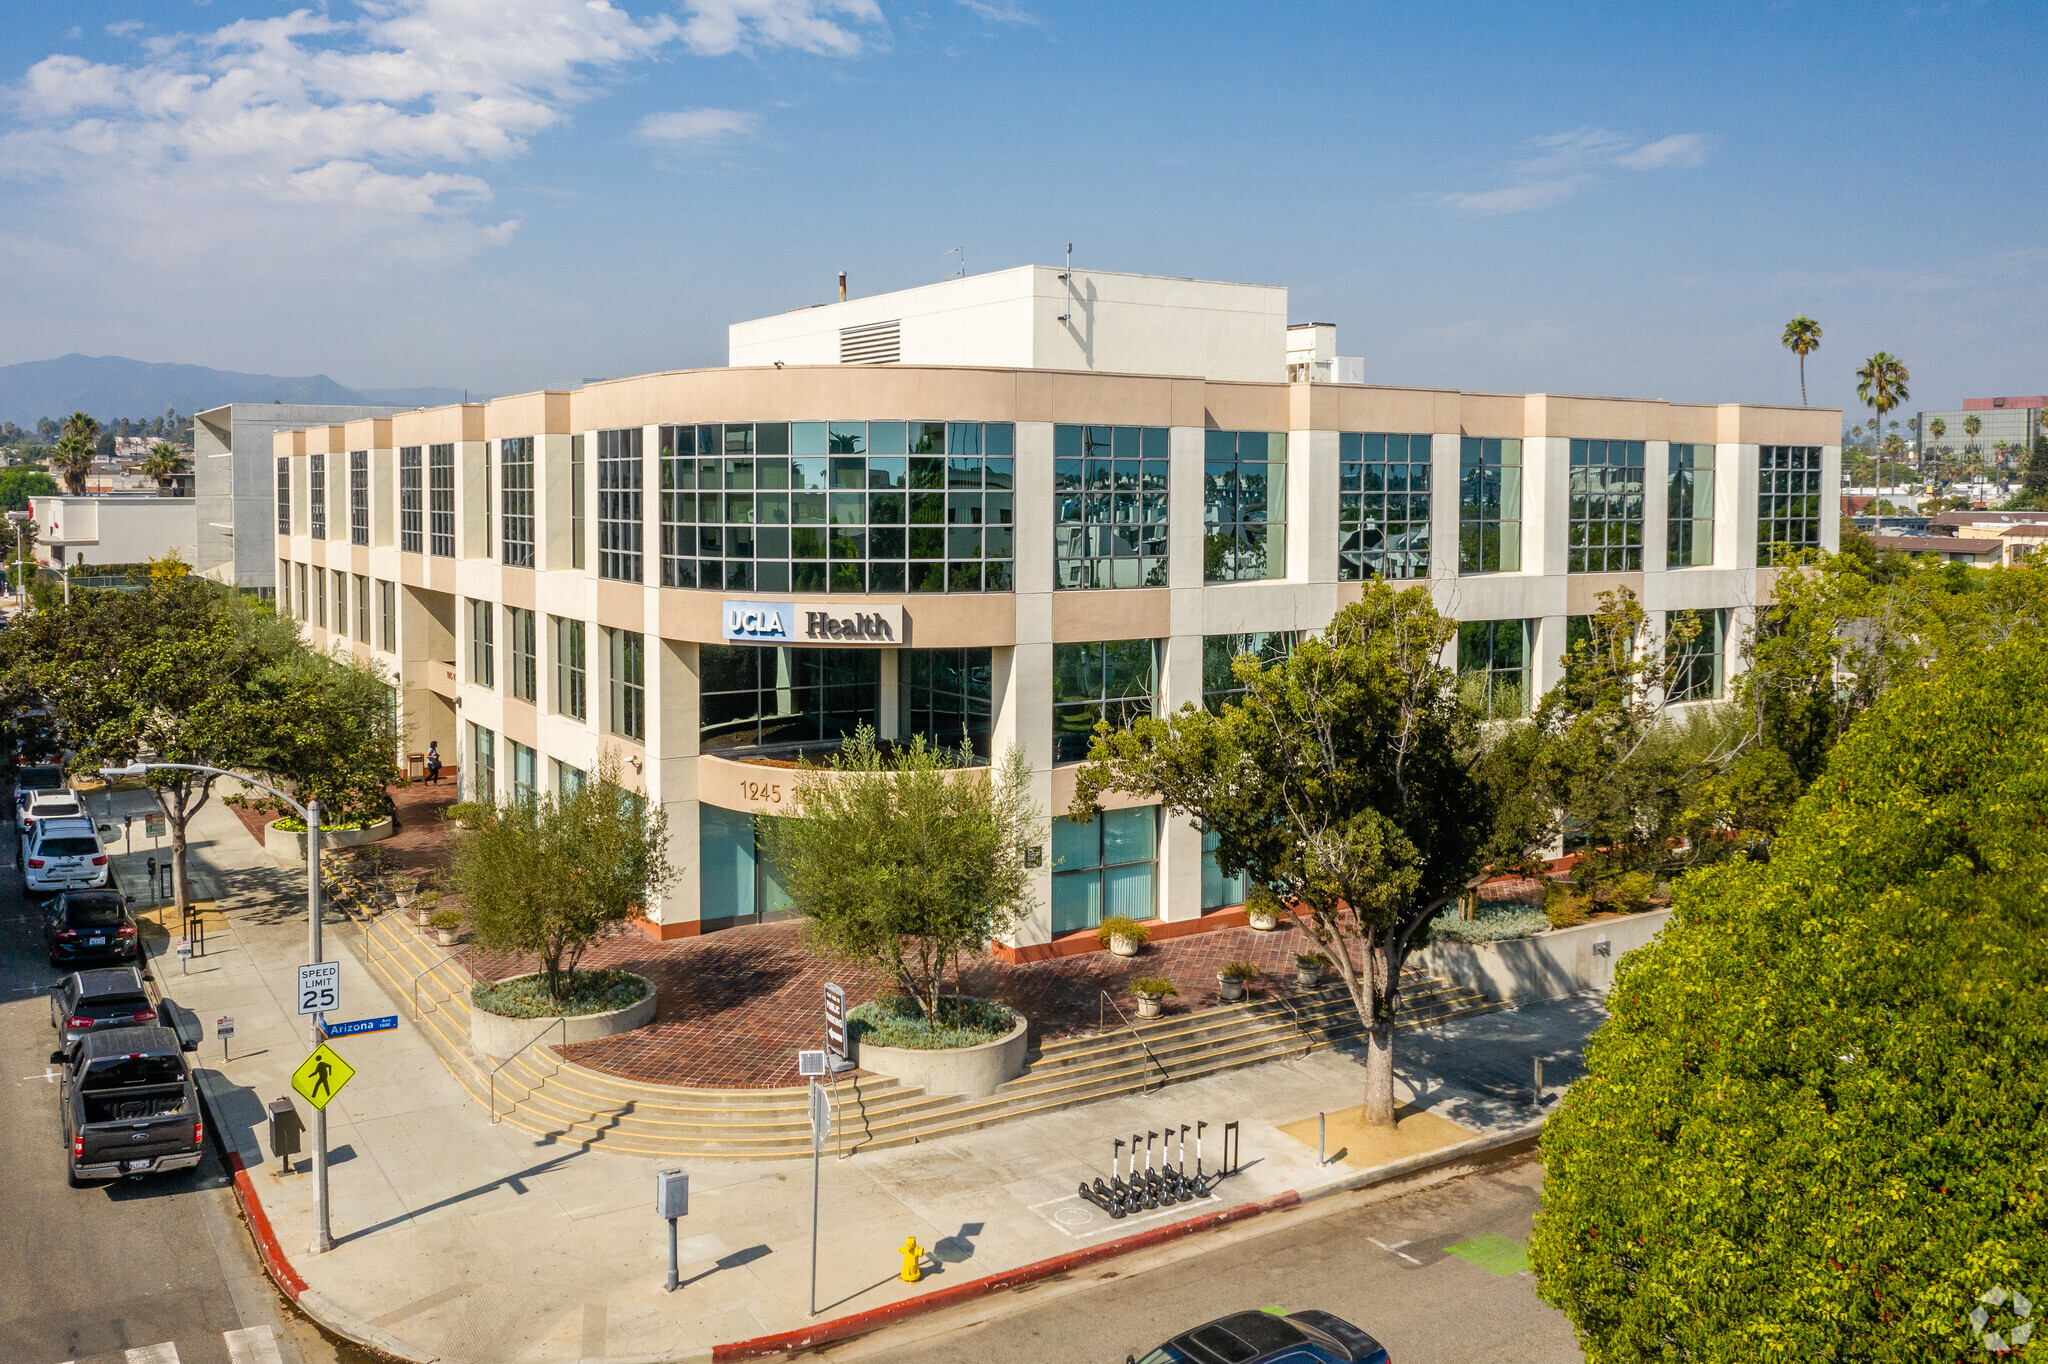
[1,0,2042,421]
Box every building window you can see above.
[332,570,347,636]
[1202,828,1247,911]
[378,579,396,652]
[276,458,291,536]
[503,607,536,703]
[1053,425,1167,589]
[1051,807,1157,935]
[501,436,534,568]
[570,433,585,570]
[555,616,586,721]
[354,575,370,644]
[308,454,326,539]
[607,627,645,741]
[598,428,644,582]
[1667,443,1715,568]
[511,741,538,804]
[1202,632,1295,714]
[699,644,879,754]
[658,421,1014,594]
[400,446,423,553]
[556,761,586,798]
[1052,639,1156,763]
[1338,433,1432,581]
[699,805,793,922]
[900,648,993,755]
[1457,619,1531,720]
[469,723,496,804]
[1666,609,1726,702]
[428,444,455,557]
[297,564,310,623]
[1568,439,1645,572]
[1204,431,1287,582]
[1758,445,1824,565]
[349,450,369,546]
[469,597,494,689]
[1458,437,1523,574]
[278,560,292,615]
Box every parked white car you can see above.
[21,817,112,897]
[20,788,85,836]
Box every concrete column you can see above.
[456,439,490,560]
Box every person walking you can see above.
[424,741,442,786]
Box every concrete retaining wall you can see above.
[1415,909,1672,1004]
[265,816,394,867]
[469,973,658,1061]
[853,1010,1028,1098]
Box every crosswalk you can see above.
[56,1324,283,1364]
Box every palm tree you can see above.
[1782,316,1822,406]
[136,441,188,495]
[1856,353,1909,510]
[1964,413,1982,447]
[49,411,100,496]
[1928,417,1946,492]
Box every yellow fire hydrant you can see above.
[899,1236,924,1284]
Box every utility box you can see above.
[268,1096,304,1161]
[656,1168,689,1220]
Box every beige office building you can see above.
[273,267,1839,956]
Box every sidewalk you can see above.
[136,793,1601,1364]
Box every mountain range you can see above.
[0,354,472,429]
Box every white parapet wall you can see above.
[1414,910,1673,1005]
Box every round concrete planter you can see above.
[851,1005,1027,1099]
[468,972,657,1062]
[266,815,394,867]
[1247,910,1280,931]
[1135,996,1163,1019]
[1107,934,1142,957]
[1218,976,1244,1002]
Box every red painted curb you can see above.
[711,1191,1302,1362]
[225,1148,308,1300]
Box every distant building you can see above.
[30,494,197,571]
[1872,533,2001,565]
[193,402,407,594]
[1917,396,2044,478]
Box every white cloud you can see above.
[956,0,1041,25]
[678,0,886,57]
[1441,127,1715,215]
[638,107,758,143]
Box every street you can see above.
[0,790,315,1364]
[827,1158,1582,1364]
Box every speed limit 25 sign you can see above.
[297,961,340,1016]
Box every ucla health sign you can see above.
[723,601,905,646]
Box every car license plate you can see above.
[87,937,105,946]
[124,1158,150,1171]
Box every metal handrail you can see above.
[1269,987,1318,1059]
[1098,989,1171,1090]
[489,1018,564,1123]
[411,944,470,1014]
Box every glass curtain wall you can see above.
[501,436,535,567]
[1458,438,1522,573]
[1568,439,1645,572]
[1051,807,1158,934]
[607,628,645,741]
[698,645,880,754]
[1052,640,1156,762]
[1457,619,1531,720]
[1053,425,1168,589]
[1665,608,1726,702]
[1758,446,1824,564]
[428,444,455,557]
[1202,632,1296,713]
[1201,829,1247,911]
[598,429,644,581]
[1204,431,1287,582]
[899,648,993,755]
[1338,433,1432,581]
[1667,444,1715,567]
[659,421,1014,594]
[699,805,793,923]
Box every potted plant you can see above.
[390,873,420,912]
[1097,915,1150,958]
[430,910,464,947]
[412,890,442,929]
[1217,960,1260,1002]
[1130,976,1177,1019]
[1246,893,1281,932]
[1295,951,1332,988]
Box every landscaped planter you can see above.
[1107,933,1141,957]
[266,815,394,867]
[1218,976,1245,1002]
[1247,909,1280,931]
[851,1007,1028,1099]
[468,971,658,1062]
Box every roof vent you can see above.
[839,320,900,366]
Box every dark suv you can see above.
[48,969,159,1049]
[1131,1310,1390,1364]
[43,889,139,967]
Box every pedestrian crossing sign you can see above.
[291,1041,356,1111]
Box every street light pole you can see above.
[100,761,334,1254]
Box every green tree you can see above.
[49,411,99,496]
[1856,352,1909,500]
[1779,315,1821,406]
[0,467,57,513]
[762,728,1040,1027]
[136,441,187,493]
[1531,626,2048,1360]
[453,756,676,1000]
[1071,585,1502,1126]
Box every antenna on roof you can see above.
[944,246,964,279]
[1057,242,1073,325]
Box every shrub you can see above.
[428,910,462,931]
[1295,951,1333,969]
[1219,960,1261,981]
[1544,883,1590,929]
[1096,915,1151,948]
[471,968,647,1020]
[1429,905,1549,944]
[1130,976,1178,998]
[1589,868,1656,913]
[846,995,1017,1051]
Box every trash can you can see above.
[407,752,426,782]
[267,1096,304,1167]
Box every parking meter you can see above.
[268,1096,304,1171]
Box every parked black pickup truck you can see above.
[57,1024,203,1187]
